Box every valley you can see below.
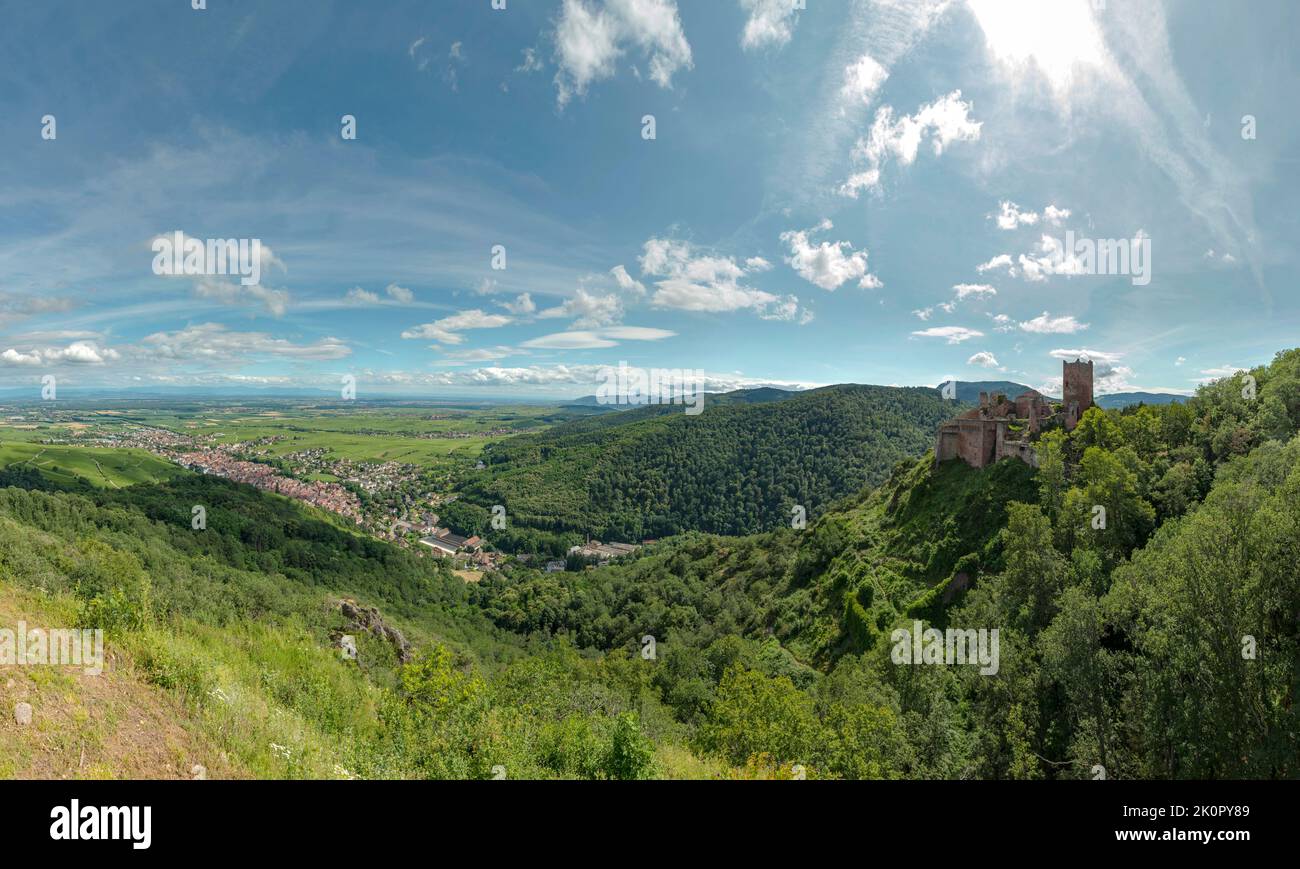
[1,357,1296,779]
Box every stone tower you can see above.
[1063,358,1094,431]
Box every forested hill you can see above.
[471,348,1300,779]
[456,384,960,540]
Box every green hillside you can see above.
[470,348,1300,778]
[0,441,186,488]
[3,349,1297,779]
[456,384,961,541]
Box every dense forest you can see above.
[1,350,1297,778]
[455,384,959,542]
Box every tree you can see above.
[999,503,1071,635]
[698,665,820,767]
[606,712,655,780]
[1041,586,1114,775]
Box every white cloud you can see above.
[0,294,78,321]
[1046,349,1139,393]
[967,351,1001,369]
[193,276,290,317]
[1196,364,1248,383]
[1019,312,1089,334]
[553,0,693,107]
[522,325,675,350]
[499,293,537,315]
[401,310,513,344]
[139,323,350,362]
[1203,248,1238,265]
[953,282,996,300]
[639,237,692,276]
[522,331,618,350]
[345,287,380,304]
[841,91,982,197]
[639,237,802,319]
[154,232,289,316]
[977,253,1014,274]
[780,219,880,291]
[913,283,995,322]
[739,0,800,51]
[1043,205,1072,225]
[610,264,647,295]
[841,53,889,106]
[345,284,413,306]
[599,326,676,341]
[992,201,1073,230]
[46,343,117,365]
[386,283,415,304]
[970,0,1260,283]
[516,47,544,74]
[995,200,1039,229]
[431,364,612,388]
[981,232,1101,283]
[967,0,1107,94]
[537,287,624,328]
[758,295,811,323]
[912,326,984,344]
[444,42,466,91]
[1021,234,1091,281]
[0,348,43,366]
[409,36,431,72]
[1048,347,1124,364]
[988,313,1015,332]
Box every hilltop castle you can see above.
[934,359,1094,470]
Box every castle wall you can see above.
[934,418,1001,468]
[934,360,1092,468]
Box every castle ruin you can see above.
[934,358,1094,470]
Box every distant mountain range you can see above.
[937,380,1188,409]
[0,381,1187,410]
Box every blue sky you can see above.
[0,0,1296,398]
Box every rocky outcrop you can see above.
[331,599,413,663]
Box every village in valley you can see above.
[0,400,646,582]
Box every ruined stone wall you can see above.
[936,390,1060,469]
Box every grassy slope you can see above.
[0,582,245,779]
[768,455,1039,664]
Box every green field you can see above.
[0,441,187,488]
[192,425,496,465]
